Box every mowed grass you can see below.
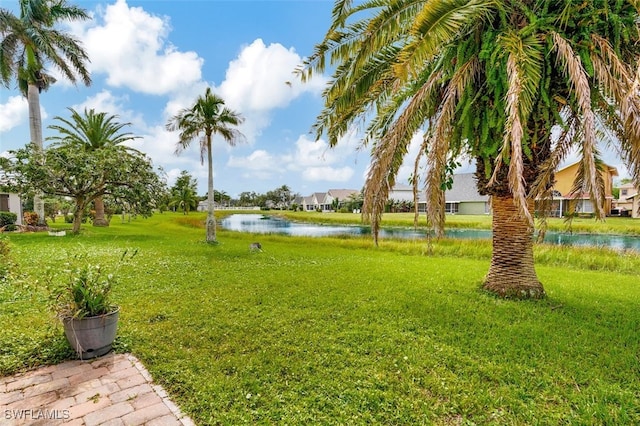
[1,212,639,424]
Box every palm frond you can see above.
[361,66,444,243]
[425,57,479,236]
[552,32,604,219]
[394,0,496,80]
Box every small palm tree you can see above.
[170,187,199,215]
[0,0,92,223]
[47,108,139,226]
[166,88,245,243]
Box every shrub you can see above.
[0,211,17,228]
[22,211,39,226]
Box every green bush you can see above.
[0,211,17,228]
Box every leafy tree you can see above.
[301,0,640,299]
[345,191,364,212]
[3,143,163,234]
[263,185,294,210]
[169,170,199,214]
[237,191,257,207]
[214,189,231,207]
[47,108,139,226]
[0,0,91,223]
[166,88,245,243]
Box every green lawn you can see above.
[1,212,639,424]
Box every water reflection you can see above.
[221,214,640,252]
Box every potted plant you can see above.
[45,250,135,359]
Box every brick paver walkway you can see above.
[0,353,194,426]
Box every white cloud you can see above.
[396,130,425,185]
[164,168,183,188]
[72,90,129,117]
[287,134,357,182]
[290,135,336,167]
[218,39,324,113]
[228,150,279,180]
[212,39,327,144]
[76,0,203,95]
[0,95,28,133]
[302,166,354,182]
[228,150,275,171]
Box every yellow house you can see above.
[542,161,618,217]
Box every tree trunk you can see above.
[206,136,217,243]
[28,83,46,226]
[72,198,86,234]
[483,196,545,299]
[93,196,109,226]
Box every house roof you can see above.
[445,173,488,203]
[618,182,637,189]
[391,184,413,191]
[312,192,328,203]
[327,189,359,200]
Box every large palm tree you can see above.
[0,0,91,224]
[166,88,245,243]
[300,0,640,299]
[47,108,139,226]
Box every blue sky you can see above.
[0,0,629,198]
[0,0,377,197]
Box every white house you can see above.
[299,189,360,212]
[0,192,22,225]
[392,175,491,215]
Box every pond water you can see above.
[221,214,640,252]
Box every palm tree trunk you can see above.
[483,196,545,299]
[93,196,109,226]
[206,137,217,242]
[28,83,46,226]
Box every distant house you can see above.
[390,162,618,217]
[393,174,490,215]
[388,184,415,202]
[441,173,490,215]
[543,161,618,217]
[614,182,638,216]
[299,189,360,212]
[625,193,640,218]
[0,192,22,225]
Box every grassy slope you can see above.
[1,213,639,424]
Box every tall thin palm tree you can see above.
[300,0,640,299]
[0,0,92,224]
[47,108,139,226]
[166,88,245,243]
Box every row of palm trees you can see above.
[1,0,245,243]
